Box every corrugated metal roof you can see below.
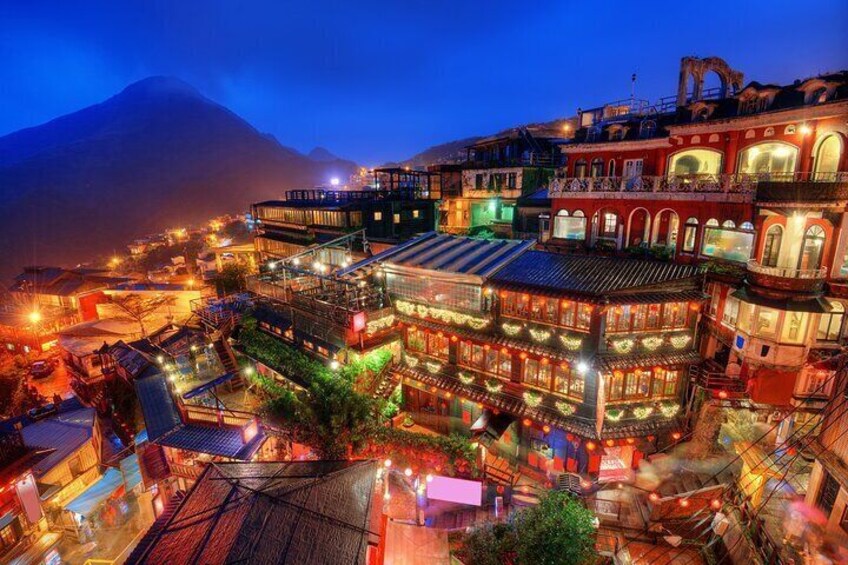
[127,460,377,565]
[490,251,702,296]
[135,374,182,442]
[19,408,96,477]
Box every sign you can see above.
[426,475,482,506]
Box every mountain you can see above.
[307,146,339,162]
[0,77,357,280]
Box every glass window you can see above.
[553,210,586,240]
[374,211,383,221]
[762,225,783,267]
[412,209,420,219]
[818,302,844,342]
[669,149,723,176]
[427,333,450,359]
[590,158,604,178]
[722,220,736,228]
[755,307,779,338]
[407,328,426,352]
[574,160,587,178]
[601,212,618,238]
[559,300,575,327]
[722,297,740,327]
[683,217,698,253]
[701,227,754,263]
[814,135,842,177]
[554,364,583,400]
[739,143,798,176]
[393,213,401,224]
[782,311,808,344]
[799,225,826,271]
[523,358,551,389]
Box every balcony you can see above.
[746,260,827,293]
[548,172,847,203]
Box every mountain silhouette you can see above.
[0,76,356,280]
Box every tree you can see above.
[511,491,597,565]
[461,491,597,565]
[215,263,249,295]
[109,293,177,336]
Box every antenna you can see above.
[630,73,637,101]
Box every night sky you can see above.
[1,0,847,164]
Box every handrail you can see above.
[746,259,827,280]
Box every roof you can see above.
[127,460,378,565]
[10,267,130,296]
[489,251,703,298]
[58,318,144,357]
[340,232,535,278]
[135,373,264,459]
[13,404,97,477]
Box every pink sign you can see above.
[426,475,483,506]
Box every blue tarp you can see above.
[181,372,238,400]
[64,468,124,516]
[120,454,142,491]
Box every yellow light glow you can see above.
[28,311,42,324]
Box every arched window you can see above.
[574,159,587,178]
[818,302,844,342]
[761,225,782,267]
[669,149,723,176]
[600,212,618,238]
[590,158,605,178]
[814,135,842,178]
[607,160,616,177]
[722,220,736,228]
[639,119,657,138]
[740,222,754,231]
[683,217,699,253]
[706,218,719,227]
[553,209,585,241]
[739,142,798,176]
[799,225,826,271]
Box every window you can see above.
[799,225,826,271]
[554,364,583,400]
[762,225,783,267]
[683,217,699,252]
[0,524,19,551]
[574,159,587,178]
[722,220,736,228]
[530,296,558,324]
[501,290,529,317]
[590,158,604,178]
[816,472,840,517]
[706,218,719,227]
[412,209,420,219]
[701,227,754,263]
[393,213,401,224]
[739,95,770,115]
[740,222,754,231]
[407,328,426,352]
[814,135,843,177]
[553,209,586,240]
[755,307,779,338]
[739,142,798,176]
[601,212,618,238]
[427,332,450,359]
[475,174,484,189]
[669,149,723,176]
[651,369,680,398]
[507,173,517,188]
[459,341,511,378]
[818,302,844,342]
[523,358,552,389]
[374,211,383,221]
[607,160,616,176]
[639,119,656,139]
[722,297,740,327]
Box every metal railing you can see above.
[548,172,848,198]
[746,260,827,280]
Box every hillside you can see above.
[0,77,357,280]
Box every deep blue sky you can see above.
[1,1,847,164]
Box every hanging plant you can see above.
[523,391,543,408]
[670,334,692,349]
[555,400,577,416]
[659,402,680,418]
[404,355,419,368]
[641,336,664,351]
[485,379,503,393]
[457,372,474,385]
[502,322,523,336]
[611,338,635,354]
[425,361,442,374]
[633,406,654,420]
[605,408,625,422]
[529,328,552,343]
[559,334,583,351]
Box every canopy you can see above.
[120,454,143,491]
[64,468,124,516]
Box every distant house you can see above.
[126,460,381,565]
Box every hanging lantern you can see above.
[605,439,615,447]
[614,370,624,379]
[626,437,635,445]
[519,352,528,360]
[522,418,532,427]
[500,347,509,355]
[585,441,596,451]
[649,492,660,503]
[541,358,549,365]
[450,335,458,342]
[718,390,728,399]
[445,392,452,399]
[671,431,682,440]
[543,425,551,434]
[483,344,491,350]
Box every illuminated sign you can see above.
[426,475,483,506]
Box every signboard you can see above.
[426,475,483,506]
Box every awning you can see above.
[120,454,143,491]
[64,468,124,516]
[0,511,18,530]
[731,287,832,313]
[471,410,515,446]
[181,372,239,400]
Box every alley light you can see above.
[330,177,340,186]
[384,459,392,468]
[243,366,255,376]
[330,360,340,371]
[27,310,41,324]
[404,468,413,477]
[800,124,812,135]
[577,361,589,374]
[268,262,277,271]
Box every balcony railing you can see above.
[746,260,827,281]
[548,172,848,198]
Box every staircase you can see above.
[484,452,519,487]
[211,316,242,388]
[372,365,400,399]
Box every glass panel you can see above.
[669,149,723,175]
[701,227,754,263]
[553,216,586,240]
[739,143,798,175]
[814,135,842,176]
[755,308,779,338]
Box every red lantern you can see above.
[679,498,690,508]
[585,441,596,451]
[541,358,549,365]
[605,439,615,447]
[445,392,452,399]
[519,352,528,360]
[522,418,532,427]
[672,431,682,440]
[626,438,635,445]
[649,492,660,502]
[710,499,722,510]
[483,344,491,350]
[543,425,551,434]
[450,335,458,342]
[500,347,509,355]
[718,390,728,399]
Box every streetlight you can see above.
[330,177,340,187]
[28,310,41,325]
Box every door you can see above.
[623,159,643,178]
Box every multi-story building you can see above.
[545,56,848,436]
[439,127,565,236]
[252,178,438,262]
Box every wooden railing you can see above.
[168,462,205,481]
[746,259,827,280]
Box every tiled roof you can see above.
[489,251,702,297]
[127,460,377,565]
[339,232,535,278]
[18,407,96,477]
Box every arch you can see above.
[740,221,754,231]
[763,127,775,137]
[574,159,588,178]
[593,207,621,241]
[553,209,585,241]
[799,225,826,271]
[708,133,720,143]
[676,56,744,106]
[626,207,651,248]
[813,134,843,177]
[590,158,605,178]
[738,141,799,176]
[744,130,756,140]
[722,220,736,228]
[761,225,783,267]
[668,148,723,176]
[639,119,657,139]
[784,125,797,135]
[682,217,699,253]
[607,159,616,177]
[706,218,719,227]
[651,208,680,248]
[691,135,701,144]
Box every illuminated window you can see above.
[523,358,552,389]
[601,212,618,238]
[590,158,604,178]
[393,213,401,224]
[574,159,587,178]
[374,211,383,221]
[669,149,723,176]
[701,227,754,263]
[553,209,586,240]
[818,302,844,342]
[683,217,699,252]
[799,225,826,270]
[739,142,798,176]
[762,225,783,267]
[412,210,420,219]
[554,364,583,400]
[814,135,842,177]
